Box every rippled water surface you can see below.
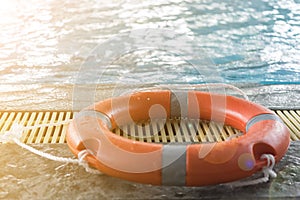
[0,0,299,85]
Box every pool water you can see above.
[0,0,299,86]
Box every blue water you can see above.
[0,0,299,85]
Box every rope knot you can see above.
[0,123,24,143]
[261,154,277,179]
[77,149,102,174]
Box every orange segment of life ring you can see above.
[66,90,290,186]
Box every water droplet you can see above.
[290,172,296,177]
[175,192,185,197]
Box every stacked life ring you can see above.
[66,90,290,186]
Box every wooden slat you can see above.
[35,112,50,143]
[0,112,9,132]
[152,122,159,142]
[276,110,300,141]
[27,112,43,143]
[181,121,191,142]
[187,120,199,143]
[59,112,72,143]
[157,120,167,143]
[51,112,64,143]
[19,112,30,142]
[1,112,15,134]
[0,110,299,144]
[22,112,36,143]
[44,112,57,143]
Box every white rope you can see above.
[226,154,277,187]
[0,122,102,175]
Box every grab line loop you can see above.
[226,154,277,187]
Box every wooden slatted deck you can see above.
[0,110,299,144]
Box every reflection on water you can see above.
[0,0,299,85]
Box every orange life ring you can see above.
[66,90,290,186]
